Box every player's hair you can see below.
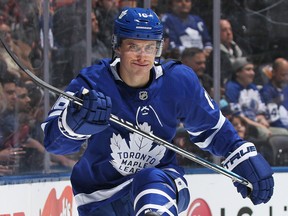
[112,7,163,57]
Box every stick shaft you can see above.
[0,37,252,189]
[109,114,252,188]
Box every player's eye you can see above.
[128,44,138,52]
[127,43,156,55]
[144,45,156,53]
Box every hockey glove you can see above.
[62,87,112,136]
[222,142,274,205]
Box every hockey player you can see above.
[42,7,274,216]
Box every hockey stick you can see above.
[0,37,253,190]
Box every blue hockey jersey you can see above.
[161,13,213,52]
[260,81,288,128]
[225,80,267,121]
[42,58,243,213]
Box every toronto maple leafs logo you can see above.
[110,122,166,176]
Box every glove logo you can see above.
[110,122,166,176]
[222,143,257,170]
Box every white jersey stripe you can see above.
[136,204,175,216]
[133,188,176,210]
[75,179,133,206]
[190,111,226,148]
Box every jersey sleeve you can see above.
[173,66,244,156]
[41,64,105,154]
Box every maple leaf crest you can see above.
[110,122,166,176]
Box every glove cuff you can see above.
[58,108,91,140]
[222,142,257,171]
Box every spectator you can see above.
[220,19,251,82]
[0,82,6,113]
[3,0,21,31]
[51,4,86,88]
[28,39,43,77]
[150,0,162,17]
[220,19,247,64]
[94,0,119,50]
[230,115,260,142]
[13,5,40,47]
[39,10,54,49]
[0,12,10,32]
[16,81,32,112]
[24,80,45,142]
[260,58,288,129]
[230,115,249,140]
[0,76,76,174]
[207,18,249,86]
[0,78,34,142]
[219,98,233,120]
[52,0,75,9]
[181,47,213,96]
[91,11,110,63]
[0,56,8,84]
[24,80,79,167]
[225,57,288,142]
[0,72,18,118]
[225,58,268,142]
[0,74,26,174]
[0,24,33,80]
[161,0,212,58]
[118,0,137,9]
[92,0,99,10]
[230,114,273,164]
[18,81,77,171]
[0,79,8,165]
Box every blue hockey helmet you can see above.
[112,7,163,56]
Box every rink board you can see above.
[0,170,286,216]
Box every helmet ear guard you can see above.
[111,34,118,50]
[156,40,163,57]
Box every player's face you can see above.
[117,39,157,87]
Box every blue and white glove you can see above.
[59,87,112,138]
[222,142,274,205]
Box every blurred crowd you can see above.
[0,0,288,176]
